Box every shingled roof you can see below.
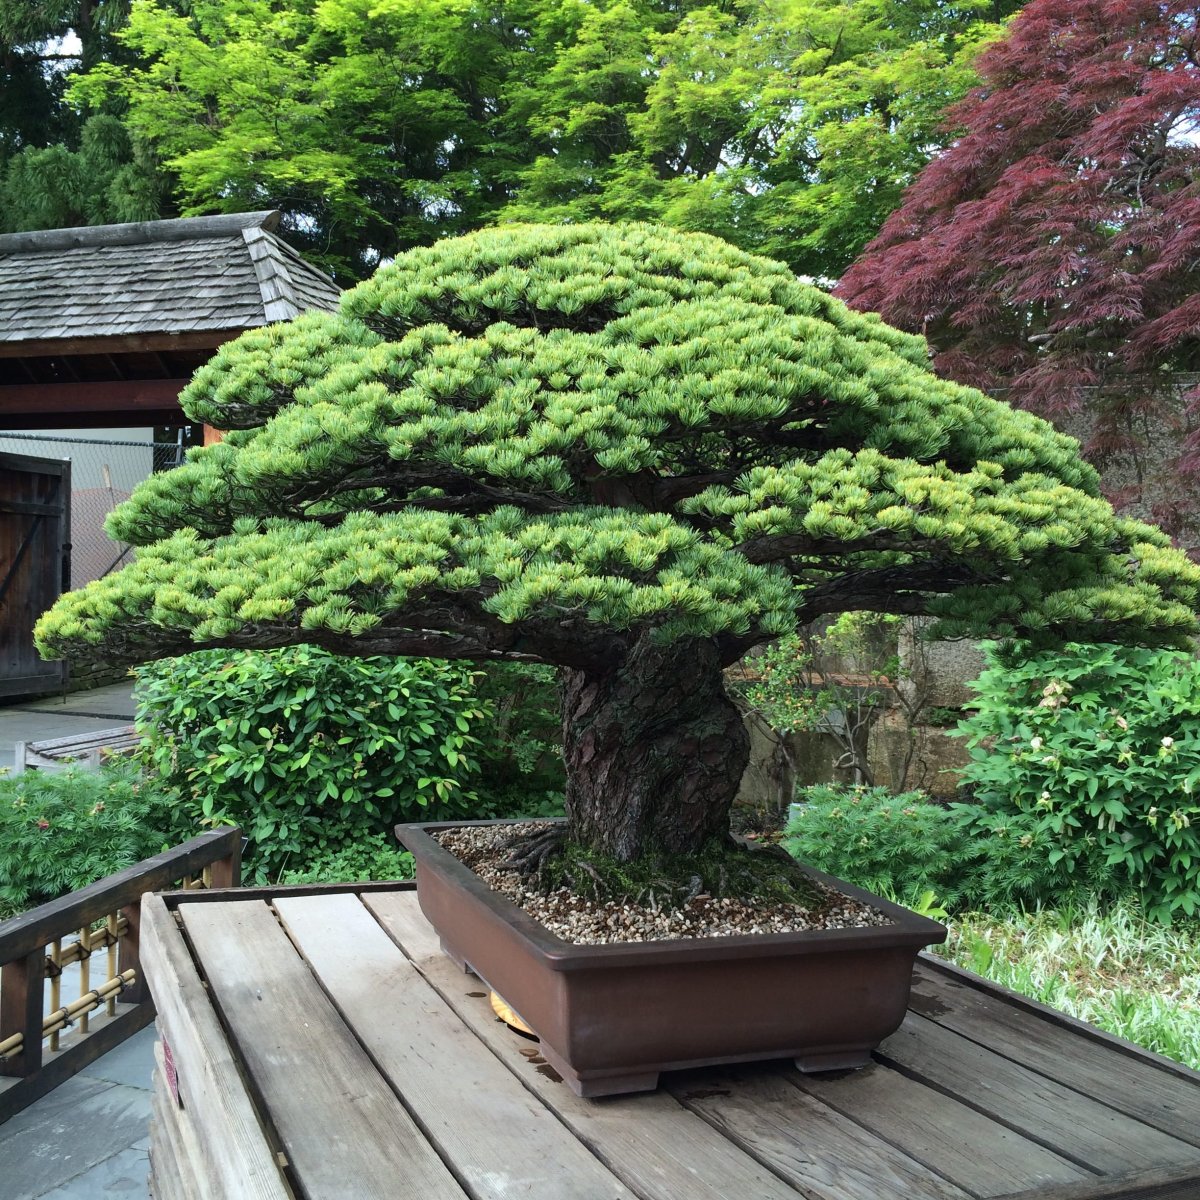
[0,210,341,346]
[0,211,343,429]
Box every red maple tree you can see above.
[837,0,1200,542]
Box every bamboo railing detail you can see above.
[0,827,241,1123]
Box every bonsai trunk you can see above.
[561,637,749,862]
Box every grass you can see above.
[931,900,1200,1071]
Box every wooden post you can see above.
[118,902,147,1005]
[0,948,44,1077]
[208,840,242,890]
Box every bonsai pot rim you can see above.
[394,817,946,968]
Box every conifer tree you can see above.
[0,2,165,231]
[37,224,1200,864]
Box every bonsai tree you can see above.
[36,223,1200,879]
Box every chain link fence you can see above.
[0,430,192,589]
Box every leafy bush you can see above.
[783,783,976,908]
[954,642,1200,921]
[277,833,414,886]
[783,780,1114,915]
[0,761,194,918]
[135,647,489,882]
[469,661,565,816]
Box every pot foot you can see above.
[439,939,475,975]
[794,1049,871,1073]
[539,1045,660,1097]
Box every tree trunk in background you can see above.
[561,637,749,861]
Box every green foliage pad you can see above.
[36,223,1200,674]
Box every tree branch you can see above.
[793,561,985,623]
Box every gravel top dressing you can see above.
[434,822,893,945]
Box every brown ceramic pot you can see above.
[395,819,946,1097]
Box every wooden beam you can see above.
[0,378,190,418]
[0,409,184,431]
[0,211,279,255]
[0,329,246,359]
[103,354,130,380]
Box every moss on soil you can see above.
[530,833,826,912]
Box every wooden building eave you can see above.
[0,329,244,360]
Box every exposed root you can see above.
[494,821,825,911]
[576,860,605,891]
[500,825,566,879]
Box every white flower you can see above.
[1162,736,1175,749]
[1030,736,1044,751]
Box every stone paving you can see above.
[2,680,137,773]
[0,1029,155,1199]
[2,683,154,1199]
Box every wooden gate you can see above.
[0,452,70,698]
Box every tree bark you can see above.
[561,636,749,861]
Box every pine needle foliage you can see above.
[36,223,1200,678]
[0,761,192,918]
[35,222,1200,864]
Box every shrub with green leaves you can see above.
[277,833,415,886]
[470,661,565,816]
[784,783,975,908]
[955,642,1200,921]
[0,761,194,918]
[135,647,488,882]
[783,780,1120,914]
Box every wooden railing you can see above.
[0,826,241,1123]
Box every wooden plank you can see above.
[150,1056,206,1200]
[910,961,1200,1145]
[139,894,290,1200]
[918,957,1200,1083]
[0,379,189,418]
[0,948,43,1078]
[0,499,64,516]
[793,1061,1088,1196]
[876,1013,1200,1175]
[149,1144,191,1200]
[665,1066,971,1200]
[365,890,806,1200]
[179,900,466,1200]
[24,726,139,754]
[0,828,241,962]
[916,955,1200,1089]
[273,892,635,1200]
[164,880,409,908]
[0,330,242,359]
[20,729,141,771]
[997,1165,1200,1200]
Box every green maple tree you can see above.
[68,0,1008,277]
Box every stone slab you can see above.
[33,1145,149,1199]
[0,1075,150,1200]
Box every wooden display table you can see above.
[142,882,1200,1200]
